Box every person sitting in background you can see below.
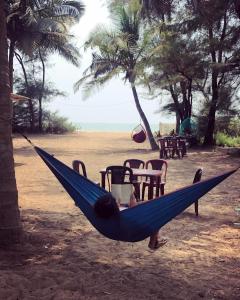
[94,192,167,250]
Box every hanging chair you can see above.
[179,118,197,136]
[131,124,147,143]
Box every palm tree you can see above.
[7,0,84,89]
[7,0,84,132]
[0,0,21,245]
[75,3,159,150]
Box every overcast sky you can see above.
[46,0,174,125]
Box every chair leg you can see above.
[160,149,163,159]
[177,149,181,159]
[142,184,146,201]
[195,201,199,216]
[133,183,140,201]
[160,184,165,195]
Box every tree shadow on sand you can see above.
[0,207,239,299]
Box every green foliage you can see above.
[215,132,240,147]
[227,118,240,137]
[13,73,66,133]
[7,0,84,65]
[43,111,76,134]
[75,3,153,96]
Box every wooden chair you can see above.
[166,137,184,159]
[72,160,87,177]
[106,165,133,186]
[72,160,99,185]
[158,138,168,159]
[142,159,168,200]
[105,165,134,205]
[123,159,145,200]
[193,168,203,216]
[177,137,187,156]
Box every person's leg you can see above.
[148,231,167,250]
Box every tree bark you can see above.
[15,53,35,132]
[168,83,184,122]
[38,50,45,132]
[0,0,22,245]
[176,112,181,134]
[203,70,218,146]
[8,39,15,92]
[131,83,159,150]
[203,24,222,146]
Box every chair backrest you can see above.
[123,159,145,169]
[146,159,167,170]
[158,138,166,150]
[193,168,203,183]
[106,165,133,186]
[145,159,168,182]
[72,160,87,177]
[166,137,177,149]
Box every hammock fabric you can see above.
[131,124,147,143]
[35,146,238,242]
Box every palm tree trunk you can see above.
[131,83,158,150]
[0,0,22,245]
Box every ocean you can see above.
[75,122,160,132]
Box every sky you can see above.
[46,0,174,126]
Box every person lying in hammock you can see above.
[94,192,167,250]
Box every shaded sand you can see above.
[0,132,240,300]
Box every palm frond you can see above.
[35,17,67,33]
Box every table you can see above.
[100,168,163,200]
[158,136,186,159]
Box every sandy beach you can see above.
[0,132,239,300]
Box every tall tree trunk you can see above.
[8,39,15,92]
[203,70,218,146]
[203,24,222,146]
[168,83,184,122]
[176,112,181,134]
[131,83,158,150]
[0,0,22,245]
[15,53,35,132]
[38,50,45,133]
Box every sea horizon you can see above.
[75,122,160,132]
[74,122,175,134]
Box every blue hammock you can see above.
[35,146,238,242]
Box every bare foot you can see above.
[148,239,167,250]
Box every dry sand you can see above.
[0,132,240,300]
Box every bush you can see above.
[227,118,240,137]
[215,132,240,147]
[43,111,76,134]
[196,116,240,143]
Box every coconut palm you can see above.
[7,0,85,89]
[75,3,158,150]
[0,0,21,244]
[7,0,84,132]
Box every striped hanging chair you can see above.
[131,124,147,143]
